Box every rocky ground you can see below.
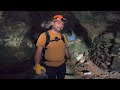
[65,58,120,79]
[1,58,120,79]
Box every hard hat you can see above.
[52,15,67,23]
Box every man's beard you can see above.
[54,27,62,32]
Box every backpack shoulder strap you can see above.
[41,31,50,63]
[44,31,50,48]
[61,34,65,43]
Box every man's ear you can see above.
[51,21,54,25]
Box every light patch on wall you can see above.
[41,21,52,28]
[66,31,76,42]
[4,36,23,47]
[0,22,29,48]
[27,41,34,48]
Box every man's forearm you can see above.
[34,47,43,65]
[65,48,70,59]
[34,53,41,65]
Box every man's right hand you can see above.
[33,64,46,75]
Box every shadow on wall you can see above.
[4,11,30,25]
[106,19,120,37]
[28,11,54,44]
[29,11,54,34]
[62,11,93,48]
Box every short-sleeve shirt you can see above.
[36,30,68,67]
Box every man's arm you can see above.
[33,32,46,75]
[34,46,43,65]
[65,47,71,65]
[34,46,46,75]
[65,47,70,59]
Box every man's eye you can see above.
[57,22,60,24]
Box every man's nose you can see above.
[59,23,64,26]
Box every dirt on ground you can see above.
[67,59,120,79]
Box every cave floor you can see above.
[1,60,120,79]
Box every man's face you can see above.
[52,19,64,32]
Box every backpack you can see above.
[40,31,65,63]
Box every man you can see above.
[34,15,70,79]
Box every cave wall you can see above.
[0,11,35,73]
[0,11,120,73]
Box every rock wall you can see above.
[0,11,35,73]
[0,11,120,78]
[89,31,120,71]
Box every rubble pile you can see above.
[74,57,120,79]
[89,31,120,72]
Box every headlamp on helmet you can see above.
[52,15,67,23]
